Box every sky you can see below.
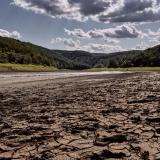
[0,0,160,53]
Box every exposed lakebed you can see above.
[0,72,160,159]
[0,71,127,86]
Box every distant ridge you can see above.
[0,36,159,69]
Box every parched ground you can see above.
[0,72,160,160]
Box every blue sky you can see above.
[0,0,160,53]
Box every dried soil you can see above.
[0,72,160,159]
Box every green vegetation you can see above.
[53,50,141,69]
[0,63,57,71]
[89,67,160,72]
[107,45,160,68]
[0,36,90,70]
[0,36,160,71]
[0,37,56,66]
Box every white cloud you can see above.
[82,43,125,53]
[65,24,145,39]
[64,28,90,38]
[51,37,80,49]
[90,24,145,38]
[51,36,124,53]
[0,29,21,39]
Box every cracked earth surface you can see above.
[0,72,160,160]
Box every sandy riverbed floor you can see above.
[0,72,160,160]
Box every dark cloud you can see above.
[99,0,160,23]
[12,0,109,21]
[114,0,152,15]
[17,0,66,15]
[68,0,109,16]
[12,0,160,23]
[99,10,160,23]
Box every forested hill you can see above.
[107,44,160,68]
[0,36,159,69]
[0,36,90,69]
[53,49,142,68]
[53,45,160,68]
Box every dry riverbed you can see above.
[0,72,160,160]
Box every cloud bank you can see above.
[51,37,125,53]
[65,24,145,39]
[83,43,125,53]
[12,0,160,23]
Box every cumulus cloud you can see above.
[51,37,80,48]
[89,24,145,38]
[51,37,124,53]
[64,28,90,38]
[83,43,125,53]
[11,0,160,23]
[65,24,145,39]
[0,29,21,39]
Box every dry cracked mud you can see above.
[0,72,160,160]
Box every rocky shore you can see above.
[0,72,160,159]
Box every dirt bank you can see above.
[0,72,160,159]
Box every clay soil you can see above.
[0,72,160,160]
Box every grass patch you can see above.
[88,67,160,72]
[0,63,58,72]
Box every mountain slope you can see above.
[108,45,160,67]
[53,49,142,68]
[0,36,159,69]
[0,36,56,66]
[0,36,90,69]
